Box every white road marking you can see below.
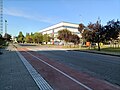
[24,48,93,90]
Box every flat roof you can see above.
[39,21,79,33]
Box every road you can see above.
[16,44,120,89]
[26,46,120,86]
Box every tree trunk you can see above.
[98,42,100,51]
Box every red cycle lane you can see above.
[17,48,120,90]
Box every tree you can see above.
[17,31,25,43]
[78,19,120,50]
[89,20,102,51]
[43,34,50,44]
[33,32,43,44]
[78,23,91,45]
[25,33,33,43]
[78,20,102,51]
[104,20,120,41]
[4,33,12,41]
[78,23,85,32]
[30,32,34,43]
[0,34,5,46]
[58,29,72,43]
[58,29,80,45]
[103,20,120,47]
[70,34,80,45]
[82,29,93,42]
[0,34,2,39]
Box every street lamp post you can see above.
[5,20,7,40]
[96,32,100,51]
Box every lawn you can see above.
[100,47,120,53]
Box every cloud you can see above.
[4,8,56,23]
[4,8,31,18]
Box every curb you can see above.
[69,50,120,57]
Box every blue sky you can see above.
[3,0,120,36]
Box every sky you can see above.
[3,0,120,36]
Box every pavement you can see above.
[0,44,39,90]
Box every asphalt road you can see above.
[17,44,120,87]
[33,49,120,86]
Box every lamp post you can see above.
[5,20,7,40]
[96,17,101,51]
[0,0,3,35]
[96,32,100,51]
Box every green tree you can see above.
[17,31,25,43]
[43,34,50,44]
[78,19,120,50]
[25,33,33,43]
[104,20,120,41]
[4,33,12,41]
[78,23,85,32]
[0,34,5,46]
[103,20,120,47]
[78,20,102,51]
[81,29,93,42]
[30,32,34,43]
[33,32,43,44]
[78,23,93,45]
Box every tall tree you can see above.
[78,23,85,33]
[33,32,43,44]
[58,29,80,45]
[58,29,72,43]
[4,33,11,41]
[90,20,102,51]
[69,34,80,45]
[17,31,25,43]
[0,34,5,46]
[25,33,33,43]
[103,20,120,47]
[104,20,120,41]
[78,20,102,51]
[43,34,50,44]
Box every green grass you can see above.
[100,47,120,53]
[78,45,120,53]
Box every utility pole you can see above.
[0,0,3,36]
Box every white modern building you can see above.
[39,21,81,44]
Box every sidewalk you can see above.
[0,45,39,90]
